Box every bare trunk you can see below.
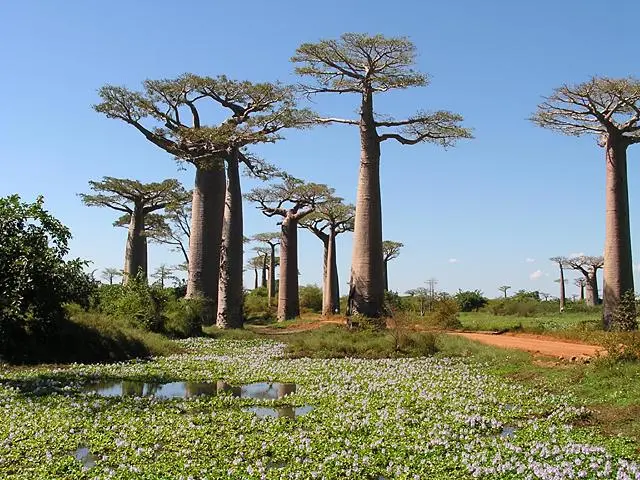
[268,244,276,306]
[123,206,147,284]
[603,136,634,329]
[186,162,226,326]
[217,154,244,329]
[277,215,300,320]
[253,269,258,289]
[559,264,565,312]
[383,260,389,291]
[585,272,599,307]
[349,88,385,320]
[579,284,585,301]
[322,230,340,316]
[261,255,268,288]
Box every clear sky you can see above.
[1,0,639,299]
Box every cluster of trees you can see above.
[90,33,471,329]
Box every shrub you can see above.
[299,284,323,313]
[244,287,275,321]
[454,289,488,312]
[429,296,461,329]
[610,290,638,332]
[0,195,95,359]
[163,298,204,337]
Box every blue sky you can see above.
[1,0,638,299]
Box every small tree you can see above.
[498,285,511,298]
[574,278,587,301]
[246,176,332,320]
[147,195,192,265]
[382,241,404,292]
[80,177,187,283]
[300,198,355,315]
[151,264,175,288]
[533,77,640,329]
[454,290,488,312]
[406,287,429,316]
[247,256,264,290]
[293,33,472,320]
[549,257,567,311]
[101,267,122,285]
[252,232,280,306]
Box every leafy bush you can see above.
[454,289,488,312]
[299,284,323,313]
[0,195,96,359]
[163,298,204,337]
[610,290,638,332]
[244,287,275,322]
[428,295,461,328]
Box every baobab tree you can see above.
[565,255,604,306]
[550,257,567,311]
[247,256,265,289]
[151,264,175,288]
[101,267,122,285]
[252,232,281,306]
[532,77,640,329]
[95,75,311,328]
[406,287,429,316]
[252,246,270,288]
[80,177,187,283]
[246,176,332,320]
[574,278,587,301]
[293,33,472,321]
[382,241,404,291]
[498,285,511,298]
[147,196,191,265]
[300,198,355,315]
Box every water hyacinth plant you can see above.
[0,338,638,479]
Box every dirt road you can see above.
[451,332,605,360]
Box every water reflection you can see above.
[243,405,313,418]
[73,445,97,469]
[83,380,296,400]
[500,426,517,437]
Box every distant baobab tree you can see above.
[574,278,587,301]
[101,267,122,285]
[293,33,472,321]
[533,77,640,329]
[498,285,511,298]
[549,257,567,311]
[564,255,604,306]
[382,241,404,292]
[539,292,551,301]
[252,232,281,306]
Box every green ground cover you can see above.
[1,337,639,479]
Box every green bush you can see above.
[454,289,488,312]
[0,195,96,360]
[299,284,323,313]
[163,298,204,337]
[610,290,638,332]
[244,287,275,321]
[428,296,461,328]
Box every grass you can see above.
[459,310,602,333]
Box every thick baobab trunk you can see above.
[253,269,258,289]
[123,206,147,283]
[349,89,385,320]
[383,260,389,291]
[268,244,276,306]
[186,162,226,325]
[322,230,340,316]
[277,215,300,320]
[579,283,585,301]
[585,273,599,307]
[217,154,244,329]
[559,264,566,312]
[603,136,634,329]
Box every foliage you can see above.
[454,289,488,312]
[382,240,403,262]
[609,290,638,332]
[512,289,541,302]
[299,284,323,313]
[0,195,96,360]
[427,295,461,329]
[244,287,275,322]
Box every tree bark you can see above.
[268,244,276,306]
[559,264,565,312]
[585,272,600,307]
[253,269,258,289]
[277,215,300,320]
[186,162,226,325]
[579,284,585,301]
[261,254,268,288]
[603,136,635,329]
[123,206,147,284]
[383,260,389,292]
[217,153,244,329]
[322,229,340,316]
[349,88,385,320]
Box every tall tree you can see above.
[293,33,472,321]
[533,77,640,329]
[246,176,332,320]
[301,198,355,316]
[498,285,511,298]
[550,257,567,311]
[95,75,311,328]
[79,177,187,283]
[147,196,192,265]
[565,255,604,306]
[382,241,404,292]
[246,256,265,290]
[252,233,281,306]
[101,267,122,285]
[574,278,587,301]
